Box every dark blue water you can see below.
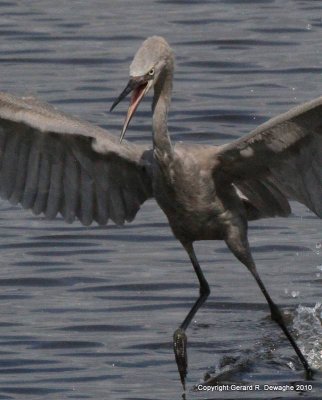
[0,1,321,399]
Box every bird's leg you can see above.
[225,231,313,378]
[173,243,210,390]
[249,266,313,378]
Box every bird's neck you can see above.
[152,66,173,156]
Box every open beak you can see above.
[110,77,152,143]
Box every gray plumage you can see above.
[0,36,321,388]
[0,92,153,226]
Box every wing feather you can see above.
[45,151,64,220]
[217,96,322,218]
[0,128,20,200]
[0,91,153,225]
[22,138,41,209]
[79,165,94,226]
[62,152,80,223]
[93,159,109,226]
[10,132,30,205]
[107,181,127,225]
[33,154,51,215]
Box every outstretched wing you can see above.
[216,96,322,219]
[0,92,153,226]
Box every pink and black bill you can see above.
[110,76,151,143]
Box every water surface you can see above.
[0,1,321,399]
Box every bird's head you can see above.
[110,36,173,143]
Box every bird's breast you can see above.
[152,152,234,242]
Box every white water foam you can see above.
[292,303,322,370]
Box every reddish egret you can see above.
[0,36,320,389]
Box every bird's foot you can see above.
[173,328,188,390]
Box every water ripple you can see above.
[0,1,321,399]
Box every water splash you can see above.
[292,303,322,370]
[201,304,322,386]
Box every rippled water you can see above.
[0,1,321,399]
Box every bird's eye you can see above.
[148,68,155,76]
